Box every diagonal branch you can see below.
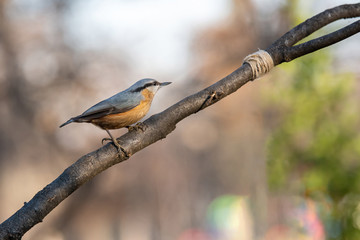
[1,3,360,240]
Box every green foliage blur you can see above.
[265,50,360,239]
[265,1,360,238]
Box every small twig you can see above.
[196,91,218,112]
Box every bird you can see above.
[60,78,171,155]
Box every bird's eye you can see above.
[143,82,158,89]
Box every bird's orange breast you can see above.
[91,89,154,129]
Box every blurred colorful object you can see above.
[264,197,329,240]
[206,195,253,240]
[292,198,326,240]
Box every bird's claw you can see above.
[127,122,147,132]
[101,137,130,158]
[102,137,112,145]
[113,141,130,159]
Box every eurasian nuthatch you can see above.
[60,78,171,153]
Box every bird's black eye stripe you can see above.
[131,81,159,92]
[148,81,160,86]
[146,82,155,87]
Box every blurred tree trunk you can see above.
[0,0,34,165]
[0,0,33,119]
[193,0,269,238]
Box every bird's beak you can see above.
[160,82,172,87]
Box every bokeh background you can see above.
[0,0,360,239]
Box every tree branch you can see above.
[266,3,360,64]
[1,3,360,240]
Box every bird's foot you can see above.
[126,122,147,132]
[101,138,130,158]
[113,141,130,159]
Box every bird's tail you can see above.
[59,118,75,128]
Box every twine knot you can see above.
[243,50,274,79]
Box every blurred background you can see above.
[0,0,360,239]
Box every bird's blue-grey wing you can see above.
[74,92,143,121]
[59,90,144,127]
